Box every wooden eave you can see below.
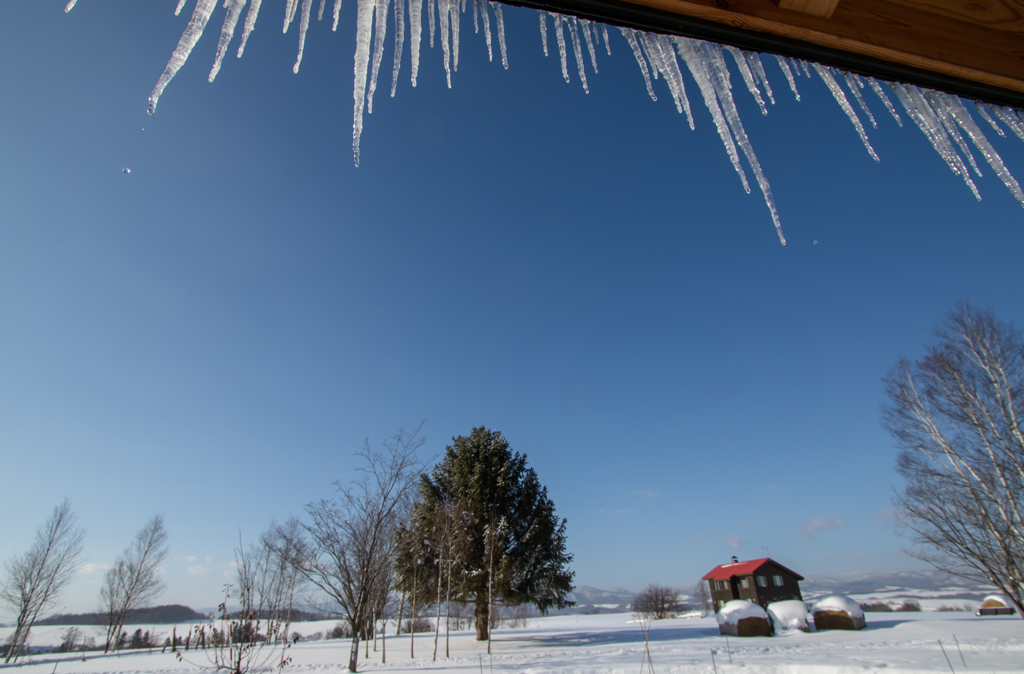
[507,0,1024,107]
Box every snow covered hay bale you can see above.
[716,600,772,637]
[977,595,1016,616]
[768,599,810,633]
[811,595,866,631]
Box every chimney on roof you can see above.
[731,556,738,564]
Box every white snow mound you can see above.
[811,594,863,618]
[981,594,1011,607]
[768,599,809,631]
[716,599,768,625]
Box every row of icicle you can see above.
[63,0,1024,244]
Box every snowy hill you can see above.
[801,569,996,610]
[561,569,998,615]
[563,586,636,613]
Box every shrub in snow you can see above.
[767,600,809,633]
[811,595,866,631]
[716,600,772,637]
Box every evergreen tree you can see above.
[402,427,574,641]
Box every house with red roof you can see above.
[702,557,804,612]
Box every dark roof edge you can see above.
[501,0,1024,110]
[763,559,805,581]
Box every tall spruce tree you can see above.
[402,427,574,641]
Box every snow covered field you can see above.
[3,612,1022,673]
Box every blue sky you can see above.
[1,0,1023,615]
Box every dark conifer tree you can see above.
[402,427,574,641]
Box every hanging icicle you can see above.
[60,0,1023,243]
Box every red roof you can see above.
[702,558,804,581]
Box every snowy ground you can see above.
[2,612,1022,673]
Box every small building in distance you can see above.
[703,557,804,612]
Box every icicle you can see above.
[554,14,569,84]
[724,46,765,113]
[390,0,405,96]
[813,64,878,162]
[64,0,79,12]
[366,0,392,112]
[284,0,298,32]
[892,83,956,170]
[894,83,980,199]
[975,102,1005,138]
[643,33,690,124]
[699,41,784,244]
[725,47,765,114]
[539,11,548,57]
[148,0,218,115]
[175,0,189,16]
[209,0,246,82]
[866,77,901,126]
[331,0,342,30]
[745,52,773,105]
[293,0,313,73]
[579,19,598,73]
[909,85,979,198]
[451,0,460,72]
[798,59,811,77]
[907,85,966,174]
[660,34,693,128]
[775,55,799,101]
[649,34,693,126]
[675,38,750,195]
[353,0,375,166]
[622,28,656,102]
[602,24,610,55]
[639,34,659,81]
[472,0,478,33]
[842,71,876,129]
[925,90,981,177]
[237,0,263,56]
[428,0,436,48]
[318,0,326,20]
[991,106,1024,143]
[941,93,1024,206]
[410,0,423,85]
[479,0,492,61]
[438,0,452,87]
[493,3,507,69]
[568,17,589,93]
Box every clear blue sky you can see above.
[2,0,1023,616]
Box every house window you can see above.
[773,575,784,587]
[757,576,767,587]
[739,578,750,589]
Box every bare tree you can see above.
[632,584,681,621]
[1,499,85,664]
[693,580,712,616]
[883,302,1024,616]
[282,423,425,672]
[631,584,678,674]
[99,514,170,652]
[193,525,304,674]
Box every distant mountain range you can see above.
[35,605,333,627]
[28,570,998,625]
[35,605,207,626]
[800,569,995,601]
[562,569,998,614]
